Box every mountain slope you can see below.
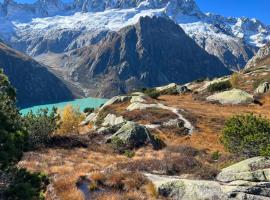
[245,43,270,69]
[62,16,229,97]
[0,41,73,108]
[0,0,269,70]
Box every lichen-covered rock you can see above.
[102,113,126,127]
[106,121,164,150]
[217,157,270,183]
[159,179,227,200]
[255,82,270,94]
[206,89,254,105]
[80,113,97,126]
[130,95,146,103]
[147,157,270,200]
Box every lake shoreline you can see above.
[20,97,108,115]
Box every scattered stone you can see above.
[206,89,254,105]
[255,82,270,94]
[162,119,184,128]
[177,85,191,94]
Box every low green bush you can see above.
[83,107,95,114]
[211,151,221,161]
[111,136,127,153]
[4,168,49,200]
[140,88,160,99]
[124,150,135,158]
[221,113,270,157]
[23,108,59,149]
[207,80,232,92]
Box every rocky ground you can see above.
[18,65,270,200]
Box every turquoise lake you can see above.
[20,97,108,115]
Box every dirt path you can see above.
[158,94,270,152]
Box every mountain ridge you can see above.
[59,16,230,98]
[0,0,269,70]
[0,40,74,108]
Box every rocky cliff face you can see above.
[245,43,270,69]
[0,41,73,108]
[63,16,229,97]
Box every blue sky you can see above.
[1,0,269,24]
[196,0,270,24]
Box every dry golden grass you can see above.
[18,148,127,200]
[90,171,106,183]
[143,182,158,199]
[96,192,123,200]
[159,94,270,153]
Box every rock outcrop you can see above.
[106,121,163,150]
[246,43,270,69]
[206,89,254,105]
[147,157,270,200]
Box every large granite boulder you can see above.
[147,157,270,200]
[159,179,227,200]
[206,89,254,105]
[255,82,270,94]
[106,121,163,150]
[217,157,270,183]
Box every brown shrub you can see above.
[230,72,240,88]
[165,145,200,157]
[116,153,202,176]
[90,171,106,184]
[143,182,158,198]
[123,108,178,124]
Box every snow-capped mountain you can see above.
[0,0,270,70]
